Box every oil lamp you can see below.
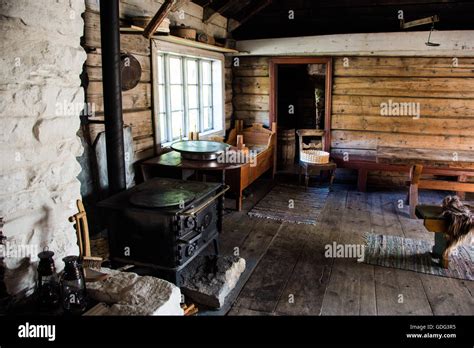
[36,250,60,310]
[60,256,87,313]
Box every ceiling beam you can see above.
[234,30,474,57]
[143,0,175,39]
[203,0,239,24]
[143,0,189,39]
[172,0,191,11]
[228,0,272,32]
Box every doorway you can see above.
[269,58,332,171]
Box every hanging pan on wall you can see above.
[120,53,142,91]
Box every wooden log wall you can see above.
[232,57,271,127]
[232,56,474,186]
[83,0,229,161]
[332,57,474,186]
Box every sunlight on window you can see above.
[155,53,221,143]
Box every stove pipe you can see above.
[99,0,126,195]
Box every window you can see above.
[155,52,223,143]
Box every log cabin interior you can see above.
[1,0,473,332]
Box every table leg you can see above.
[409,164,423,219]
[236,191,242,211]
[299,165,302,185]
[457,175,468,200]
[305,166,309,190]
[330,168,336,190]
[357,168,368,192]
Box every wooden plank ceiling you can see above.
[192,0,474,40]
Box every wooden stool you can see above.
[299,160,337,190]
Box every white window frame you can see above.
[151,39,225,146]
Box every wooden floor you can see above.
[220,178,474,316]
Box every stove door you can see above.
[106,209,176,267]
[176,200,219,265]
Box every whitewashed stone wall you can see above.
[0,0,86,296]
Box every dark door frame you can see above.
[269,57,333,152]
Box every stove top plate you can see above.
[129,189,196,208]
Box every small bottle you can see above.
[36,250,60,310]
[60,256,87,314]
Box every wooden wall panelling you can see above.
[233,77,270,95]
[332,95,474,118]
[86,51,151,82]
[85,0,230,159]
[87,82,152,113]
[331,56,474,186]
[84,7,154,160]
[332,115,474,137]
[84,11,151,55]
[233,95,270,111]
[333,77,474,99]
[232,57,270,126]
[331,130,474,152]
[333,57,474,78]
[230,55,474,187]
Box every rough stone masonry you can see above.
[0,0,86,295]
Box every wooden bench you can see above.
[332,153,407,192]
[376,147,474,218]
[407,164,474,218]
[333,152,474,198]
[415,205,451,268]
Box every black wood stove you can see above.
[98,177,227,285]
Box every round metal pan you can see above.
[171,140,230,161]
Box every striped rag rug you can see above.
[363,233,473,281]
[248,184,329,225]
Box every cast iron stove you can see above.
[98,177,227,285]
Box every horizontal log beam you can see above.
[235,30,474,57]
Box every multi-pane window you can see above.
[156,53,217,143]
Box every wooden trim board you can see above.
[235,31,474,57]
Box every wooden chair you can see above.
[296,129,336,190]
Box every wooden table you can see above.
[377,147,474,218]
[141,151,245,213]
[142,150,244,182]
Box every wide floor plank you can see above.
[275,190,347,315]
[320,190,377,315]
[220,180,472,316]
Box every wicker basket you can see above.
[300,150,330,164]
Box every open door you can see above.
[269,58,332,171]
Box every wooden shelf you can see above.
[120,27,239,54]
